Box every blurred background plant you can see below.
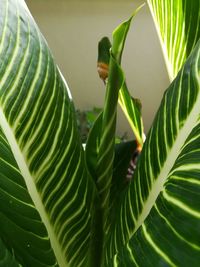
[76,107,128,143]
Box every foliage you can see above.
[0,0,199,267]
[76,107,128,143]
[76,107,102,143]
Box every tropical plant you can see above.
[76,107,127,144]
[0,0,199,266]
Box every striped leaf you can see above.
[106,35,200,266]
[112,6,145,147]
[104,2,200,265]
[86,7,145,248]
[108,140,138,228]
[1,0,200,266]
[86,13,140,266]
[118,84,144,148]
[0,0,96,266]
[0,127,58,267]
[147,0,200,81]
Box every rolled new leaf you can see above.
[97,37,111,83]
[97,4,145,148]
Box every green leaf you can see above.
[0,0,96,266]
[0,127,58,267]
[112,3,145,64]
[98,37,111,66]
[0,238,21,267]
[147,0,200,81]
[108,141,138,225]
[87,54,125,221]
[87,12,139,265]
[97,4,145,147]
[87,7,145,228]
[85,112,102,182]
[112,4,145,148]
[106,38,200,266]
[118,83,144,148]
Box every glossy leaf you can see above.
[0,0,96,266]
[104,2,200,264]
[0,127,58,267]
[106,38,200,267]
[1,0,200,267]
[118,84,144,148]
[147,0,200,81]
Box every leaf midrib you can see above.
[0,108,68,267]
[134,59,200,233]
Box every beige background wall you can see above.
[25,0,170,138]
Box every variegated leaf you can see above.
[147,0,200,81]
[0,0,96,266]
[106,38,200,267]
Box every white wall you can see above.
[26,0,170,138]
